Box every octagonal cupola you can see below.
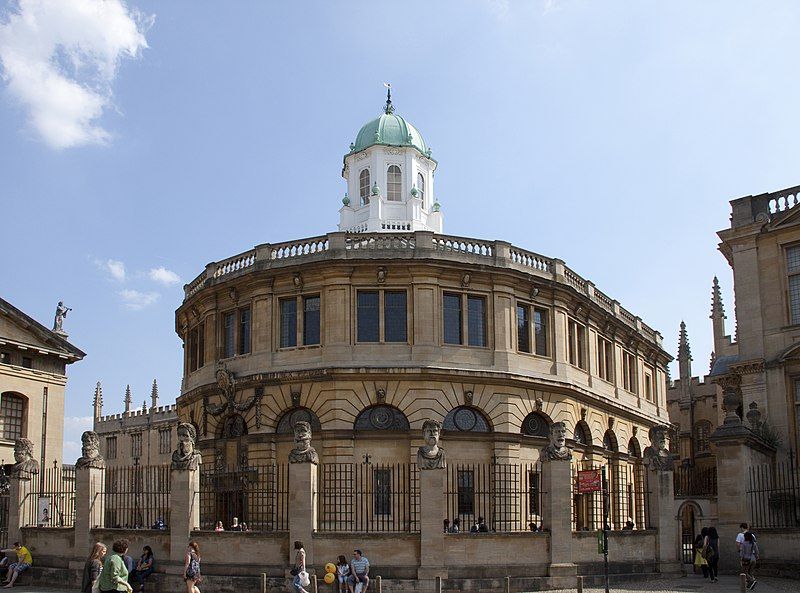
[339,87,442,233]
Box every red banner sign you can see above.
[577,469,602,494]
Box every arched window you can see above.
[387,165,402,201]
[276,407,322,434]
[603,430,618,453]
[443,406,490,432]
[521,412,551,437]
[354,405,409,431]
[0,392,25,441]
[417,172,425,205]
[627,437,642,458]
[573,421,592,446]
[359,169,371,206]
[694,420,712,453]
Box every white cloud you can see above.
[149,266,181,286]
[119,289,159,310]
[0,0,152,149]
[487,0,510,19]
[93,257,126,281]
[62,415,93,461]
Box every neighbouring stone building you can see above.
[0,297,84,467]
[93,380,179,468]
[667,183,800,575]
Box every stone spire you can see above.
[678,321,692,381]
[711,276,728,349]
[151,379,159,410]
[124,384,132,414]
[142,400,147,413]
[93,381,103,421]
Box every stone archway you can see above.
[677,500,703,565]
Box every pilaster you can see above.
[168,468,200,570]
[646,468,680,573]
[73,466,105,556]
[418,468,447,580]
[288,462,318,568]
[542,459,576,583]
[7,475,33,546]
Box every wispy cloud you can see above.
[119,289,159,310]
[149,266,181,286]
[486,0,510,20]
[0,0,152,149]
[62,415,93,461]
[94,258,127,282]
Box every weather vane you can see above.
[383,82,394,114]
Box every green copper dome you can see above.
[351,112,428,156]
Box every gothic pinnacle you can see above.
[678,321,692,362]
[711,276,726,319]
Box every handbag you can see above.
[701,545,715,560]
[299,571,310,588]
[290,567,300,576]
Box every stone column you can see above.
[73,465,105,555]
[710,382,775,572]
[7,474,33,546]
[418,469,446,579]
[169,467,200,568]
[288,421,319,571]
[541,458,576,584]
[646,467,680,573]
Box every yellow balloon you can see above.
[325,563,336,575]
[324,572,336,585]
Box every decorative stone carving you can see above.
[530,285,540,298]
[293,273,303,291]
[222,414,247,438]
[539,421,573,462]
[417,419,446,469]
[291,391,301,407]
[608,417,615,429]
[461,273,471,287]
[377,267,387,283]
[580,407,588,421]
[643,425,673,471]
[206,364,260,437]
[75,431,105,470]
[171,423,202,470]
[464,390,473,406]
[288,421,319,464]
[535,397,544,412]
[746,401,762,430]
[11,438,39,477]
[229,287,239,304]
[376,389,386,404]
[354,405,409,431]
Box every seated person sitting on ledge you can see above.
[129,546,155,593]
[0,553,9,581]
[348,549,369,593]
[230,516,243,531]
[1,542,32,588]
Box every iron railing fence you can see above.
[21,464,75,527]
[102,465,170,529]
[318,463,419,532]
[748,453,800,528]
[572,461,649,531]
[674,465,718,498]
[444,462,543,533]
[199,464,289,532]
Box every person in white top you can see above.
[736,522,756,550]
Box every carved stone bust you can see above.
[643,425,673,471]
[289,421,319,464]
[11,438,39,477]
[540,421,573,462]
[171,423,202,470]
[417,419,446,470]
[76,431,105,470]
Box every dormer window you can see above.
[359,169,371,206]
[387,165,402,201]
[417,172,425,205]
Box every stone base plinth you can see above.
[548,563,577,577]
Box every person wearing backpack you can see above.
[740,531,760,590]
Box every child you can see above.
[336,555,350,593]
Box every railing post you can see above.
[73,459,105,558]
[646,464,680,574]
[375,575,382,593]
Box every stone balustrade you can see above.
[181,230,662,346]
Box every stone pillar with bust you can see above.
[643,425,680,574]
[710,380,775,572]
[288,421,319,572]
[73,431,106,558]
[168,423,202,571]
[540,422,576,587]
[417,419,447,581]
[7,438,39,547]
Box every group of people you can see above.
[443,517,490,533]
[213,517,250,531]
[693,522,760,589]
[292,542,370,593]
[81,539,201,593]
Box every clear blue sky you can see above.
[2,0,798,460]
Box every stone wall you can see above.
[750,528,800,578]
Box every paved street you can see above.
[6,574,800,593]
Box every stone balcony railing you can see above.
[730,183,800,228]
[184,230,662,346]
